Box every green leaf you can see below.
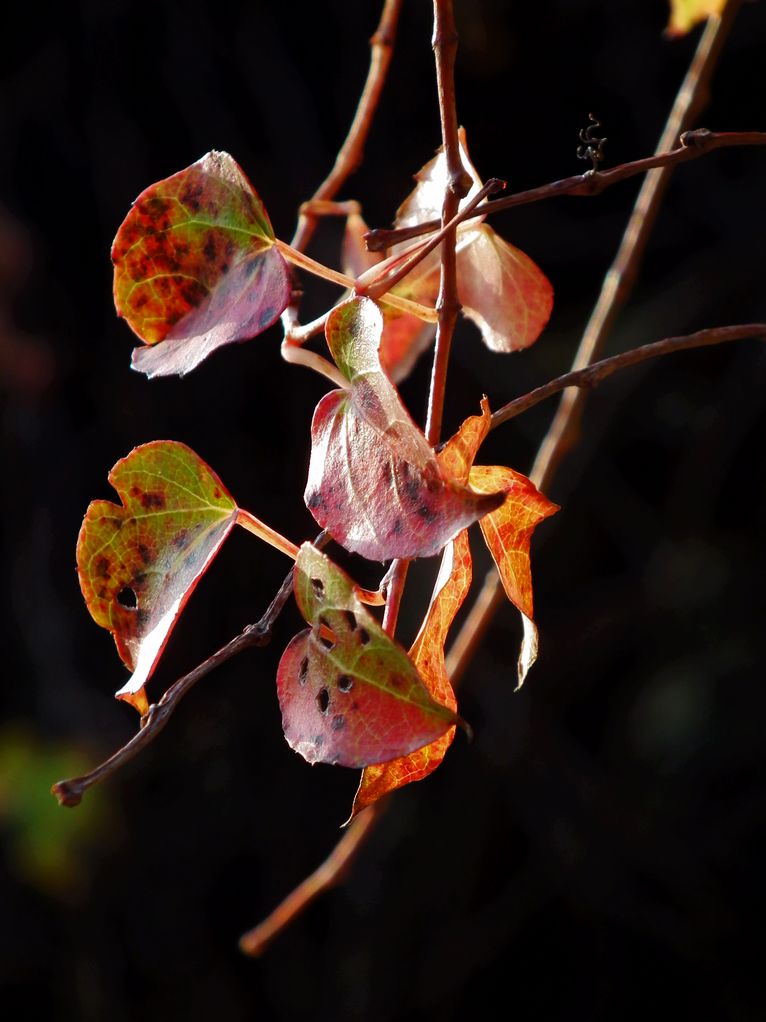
[277,544,457,768]
[77,441,238,711]
[112,151,291,378]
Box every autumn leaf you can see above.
[77,441,239,712]
[112,151,291,378]
[666,0,726,36]
[304,297,504,560]
[277,544,457,768]
[375,130,552,371]
[351,403,491,813]
[470,464,559,686]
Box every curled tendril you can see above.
[577,113,607,173]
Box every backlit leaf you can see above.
[277,544,457,767]
[351,403,491,813]
[667,0,726,36]
[470,464,559,686]
[304,297,504,560]
[456,225,554,352]
[77,441,238,711]
[112,151,291,378]
[384,131,553,362]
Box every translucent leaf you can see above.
[112,151,291,378]
[456,225,554,352]
[667,0,726,36]
[350,402,491,813]
[77,441,238,711]
[304,297,504,560]
[381,130,552,367]
[277,544,457,768]
[469,464,559,686]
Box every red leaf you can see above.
[304,297,504,560]
[77,441,238,711]
[277,544,457,768]
[112,151,291,378]
[351,400,492,813]
[470,464,559,686]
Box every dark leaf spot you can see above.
[299,657,309,686]
[311,576,325,599]
[331,714,345,732]
[140,491,166,509]
[117,587,137,609]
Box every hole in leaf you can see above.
[311,577,325,600]
[344,610,357,632]
[357,627,370,646]
[318,615,336,650]
[117,586,137,609]
[337,675,353,693]
[317,688,330,714]
[299,657,309,686]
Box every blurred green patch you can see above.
[0,723,118,901]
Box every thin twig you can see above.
[489,324,766,429]
[364,129,765,252]
[239,801,386,956]
[426,0,469,445]
[51,566,297,808]
[443,3,743,691]
[290,0,403,255]
[531,8,743,490]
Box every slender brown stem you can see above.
[531,8,742,491]
[290,0,403,255]
[490,324,766,429]
[51,565,297,808]
[442,3,743,689]
[239,801,386,956]
[426,0,469,446]
[364,129,766,252]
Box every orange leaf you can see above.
[470,464,559,687]
[351,401,492,814]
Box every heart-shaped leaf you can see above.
[470,464,559,686]
[304,297,503,560]
[277,544,457,767]
[112,151,291,378]
[351,400,491,813]
[77,441,238,711]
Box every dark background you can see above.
[1,1,765,1019]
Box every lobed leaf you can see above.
[351,402,491,813]
[470,464,559,686]
[304,297,504,560]
[76,441,238,712]
[277,544,457,768]
[112,151,290,378]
